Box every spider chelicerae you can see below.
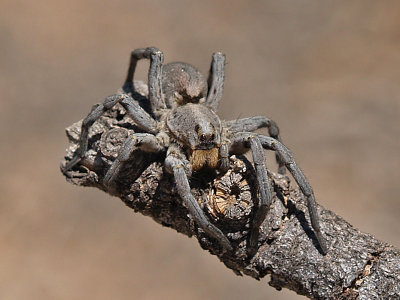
[63,47,328,255]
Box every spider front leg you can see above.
[205,52,226,112]
[257,134,328,254]
[165,154,233,252]
[229,134,272,254]
[218,128,230,173]
[248,136,273,253]
[231,132,328,255]
[104,133,164,191]
[123,47,167,114]
[228,116,286,174]
[219,141,230,173]
[63,94,157,171]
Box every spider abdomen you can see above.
[162,62,208,108]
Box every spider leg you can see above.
[120,96,158,134]
[258,135,328,254]
[218,128,230,173]
[219,141,230,173]
[231,132,328,255]
[63,94,157,171]
[205,52,226,112]
[229,133,272,253]
[104,133,164,189]
[228,116,286,174]
[165,155,233,251]
[123,47,166,114]
[248,135,273,253]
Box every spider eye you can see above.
[211,133,215,140]
[200,134,206,141]
[195,124,200,133]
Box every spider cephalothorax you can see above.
[63,47,328,255]
[167,103,223,171]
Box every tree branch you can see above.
[61,82,400,299]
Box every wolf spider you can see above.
[63,47,327,255]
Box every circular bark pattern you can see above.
[207,159,253,224]
[100,127,129,158]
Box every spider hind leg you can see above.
[205,52,226,112]
[123,47,167,114]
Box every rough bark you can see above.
[61,82,400,299]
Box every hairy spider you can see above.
[63,47,327,255]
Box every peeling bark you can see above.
[61,83,400,299]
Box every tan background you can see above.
[1,1,399,299]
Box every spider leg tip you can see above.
[62,156,82,173]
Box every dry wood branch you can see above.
[61,84,400,299]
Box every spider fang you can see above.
[191,148,219,171]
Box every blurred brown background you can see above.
[1,1,399,299]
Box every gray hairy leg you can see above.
[63,94,157,171]
[119,95,158,134]
[165,155,233,251]
[219,141,230,173]
[104,133,164,189]
[218,129,230,173]
[256,134,328,255]
[248,135,273,253]
[123,47,166,113]
[229,133,273,254]
[228,116,286,174]
[205,52,226,112]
